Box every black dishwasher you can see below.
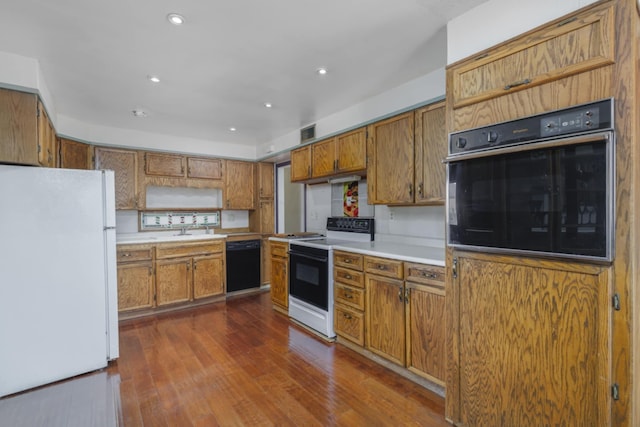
[225,240,261,292]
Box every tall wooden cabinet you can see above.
[445,1,640,425]
[224,160,255,209]
[94,147,138,209]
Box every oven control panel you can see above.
[448,98,613,156]
[326,217,374,235]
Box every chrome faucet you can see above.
[179,227,188,235]
[205,225,212,235]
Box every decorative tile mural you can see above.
[140,211,220,230]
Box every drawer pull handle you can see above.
[344,259,351,263]
[345,274,352,280]
[121,253,131,257]
[421,272,437,278]
[377,264,387,271]
[504,78,531,91]
[345,293,353,299]
[343,313,352,320]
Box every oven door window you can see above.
[448,139,610,260]
[289,251,328,310]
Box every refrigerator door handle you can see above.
[104,226,116,230]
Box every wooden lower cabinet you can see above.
[448,251,610,426]
[193,254,225,299]
[116,244,155,312]
[365,273,405,365]
[117,261,154,311]
[269,240,288,312]
[156,257,192,306]
[117,240,225,317]
[334,250,366,346]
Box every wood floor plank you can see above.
[1,292,447,426]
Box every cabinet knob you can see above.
[344,259,351,264]
[345,274,352,280]
[343,313,352,320]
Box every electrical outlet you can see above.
[389,210,394,221]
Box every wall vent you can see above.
[300,124,315,143]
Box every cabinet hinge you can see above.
[452,257,458,279]
[612,293,621,311]
[36,107,41,118]
[612,383,620,400]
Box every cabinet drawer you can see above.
[334,304,364,346]
[117,247,153,262]
[334,266,364,289]
[364,256,403,279]
[335,283,365,311]
[450,3,614,109]
[156,241,223,259]
[334,251,363,271]
[270,241,288,258]
[404,263,445,287]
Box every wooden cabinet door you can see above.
[37,100,56,167]
[414,102,446,204]
[94,147,138,209]
[144,152,185,177]
[188,157,224,180]
[156,258,192,306]
[261,238,271,285]
[0,88,38,166]
[452,253,610,426]
[406,282,445,385]
[290,146,311,182]
[367,112,415,204]
[311,138,336,178]
[336,127,366,173]
[259,199,274,234]
[225,160,255,209]
[117,262,155,312]
[59,138,91,169]
[193,254,224,299]
[270,256,288,309]
[365,274,405,365]
[257,162,274,199]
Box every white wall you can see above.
[447,0,598,64]
[261,67,446,156]
[0,51,56,124]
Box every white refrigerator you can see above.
[0,165,119,398]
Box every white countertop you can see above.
[332,241,445,266]
[117,233,227,245]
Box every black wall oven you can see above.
[446,99,615,262]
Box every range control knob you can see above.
[456,137,467,149]
[487,131,498,143]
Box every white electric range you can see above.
[288,217,375,339]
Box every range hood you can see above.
[327,175,361,184]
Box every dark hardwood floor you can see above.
[1,292,448,426]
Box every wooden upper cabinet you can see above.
[290,145,311,182]
[0,88,38,166]
[450,2,614,109]
[414,102,446,204]
[257,162,274,199]
[335,127,366,174]
[311,127,367,179]
[95,147,138,209]
[187,157,223,180]
[367,111,415,205]
[311,138,336,178]
[59,138,91,170]
[224,160,255,209]
[37,100,56,168]
[144,152,185,177]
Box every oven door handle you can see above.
[288,251,328,263]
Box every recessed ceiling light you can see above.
[317,67,328,75]
[147,75,160,83]
[167,13,185,25]
[132,108,148,118]
[229,127,237,132]
[264,103,272,108]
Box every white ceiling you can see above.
[1,0,487,147]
